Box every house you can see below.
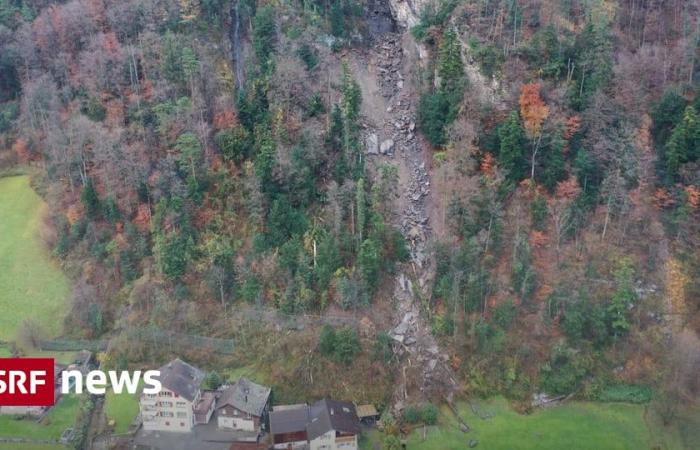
[269,404,310,449]
[216,377,271,433]
[270,399,361,450]
[0,363,66,417]
[140,359,214,433]
[307,399,360,450]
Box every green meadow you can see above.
[363,398,692,450]
[0,175,70,341]
[0,395,81,440]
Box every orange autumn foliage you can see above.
[653,188,675,209]
[519,83,549,138]
[564,115,582,140]
[530,230,547,248]
[555,176,580,200]
[480,152,496,176]
[13,139,31,163]
[133,203,151,232]
[66,204,83,225]
[685,185,699,209]
[213,109,237,130]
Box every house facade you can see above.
[216,377,271,433]
[307,399,360,450]
[140,359,214,433]
[270,399,360,450]
[269,404,310,449]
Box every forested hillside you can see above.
[0,0,698,445]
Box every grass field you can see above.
[104,388,140,434]
[362,398,690,450]
[0,394,80,440]
[0,175,70,341]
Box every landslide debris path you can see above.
[362,32,458,407]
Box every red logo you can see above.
[0,358,55,406]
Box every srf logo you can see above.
[0,358,55,407]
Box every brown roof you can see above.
[195,391,215,415]
[155,359,204,402]
[217,378,271,417]
[270,404,310,435]
[307,399,360,440]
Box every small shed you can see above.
[355,404,379,425]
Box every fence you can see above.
[39,338,108,352]
[123,327,236,355]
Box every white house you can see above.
[216,377,271,433]
[307,399,360,450]
[140,359,214,433]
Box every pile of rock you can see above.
[376,37,404,98]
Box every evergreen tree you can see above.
[161,32,183,84]
[497,111,527,181]
[437,29,465,96]
[81,178,100,219]
[357,238,381,291]
[607,259,637,339]
[252,6,276,69]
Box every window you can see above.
[176,412,187,418]
[160,412,174,418]
[176,402,187,408]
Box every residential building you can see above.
[270,399,361,450]
[216,377,271,433]
[269,404,310,449]
[307,399,360,450]
[140,358,214,433]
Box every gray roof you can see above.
[269,404,309,435]
[155,359,204,402]
[217,378,271,417]
[306,399,360,440]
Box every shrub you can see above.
[539,344,590,395]
[493,301,517,329]
[333,327,361,365]
[598,384,652,404]
[319,324,337,356]
[531,194,547,230]
[418,91,452,147]
[403,406,420,424]
[421,403,438,425]
[305,94,325,118]
[373,332,394,363]
[297,44,319,71]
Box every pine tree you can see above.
[497,111,527,182]
[81,178,100,219]
[437,29,465,96]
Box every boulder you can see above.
[366,133,379,154]
[380,138,395,154]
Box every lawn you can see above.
[0,175,70,341]
[359,398,689,450]
[104,387,140,434]
[0,394,81,440]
